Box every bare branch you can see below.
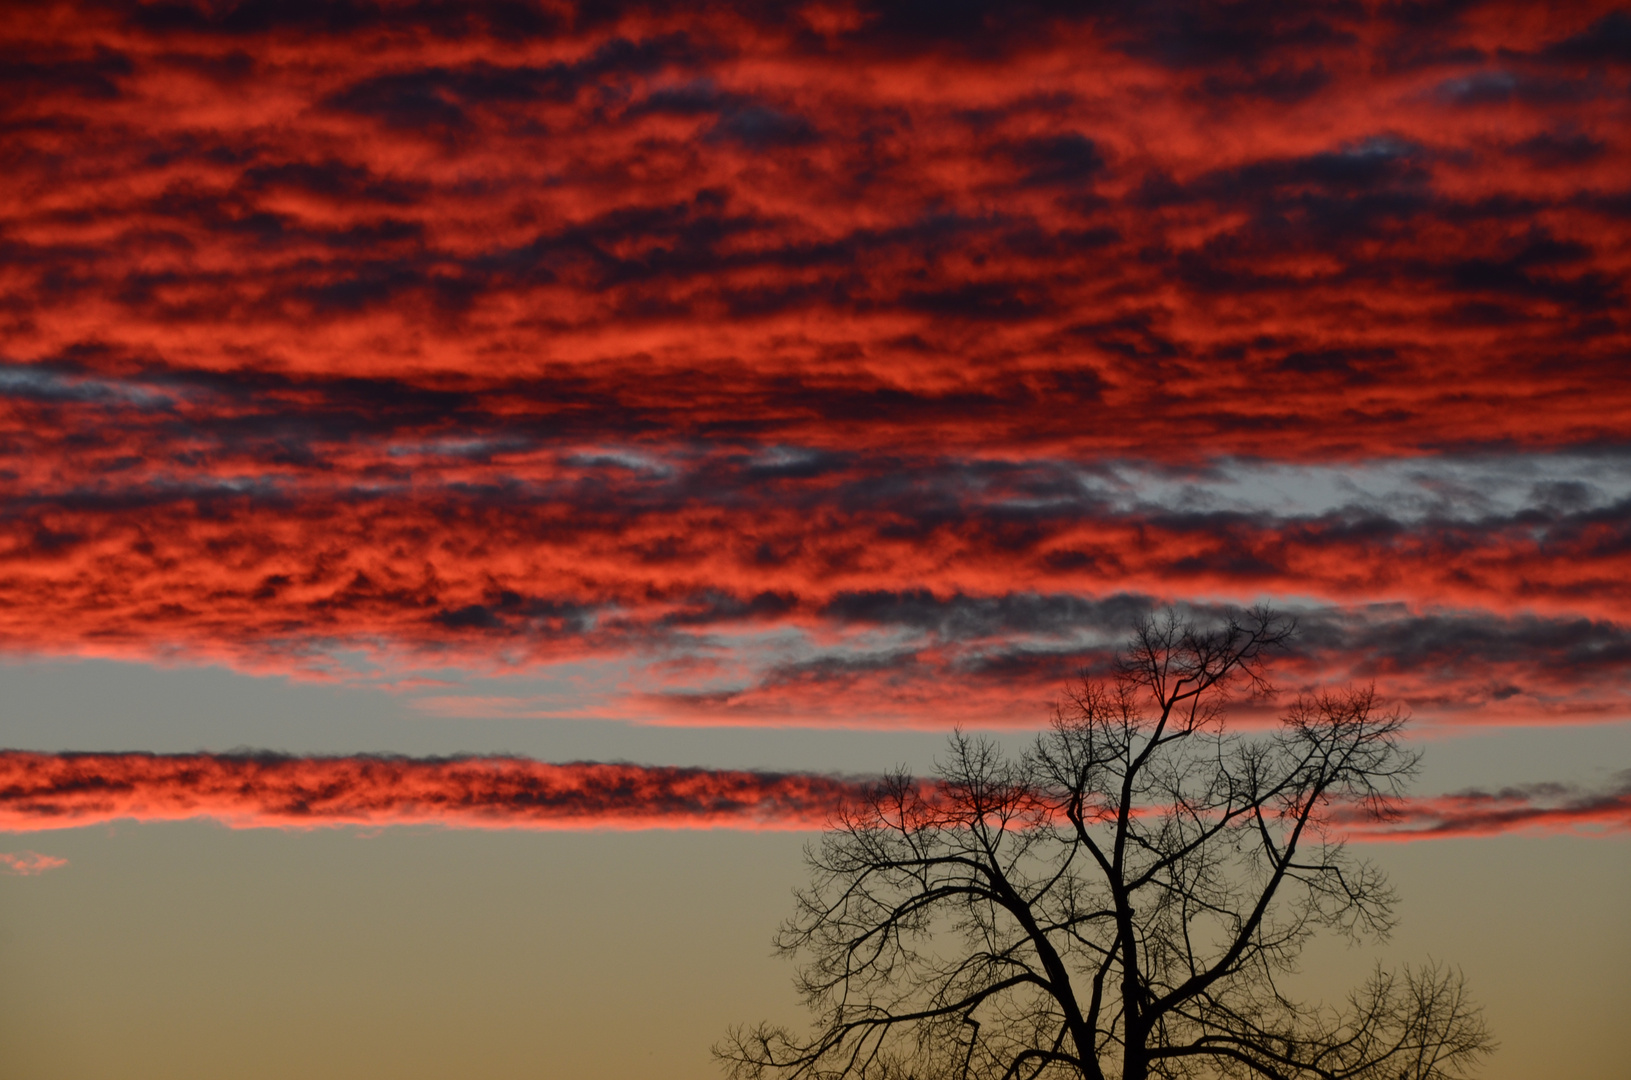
[718,608,1491,1080]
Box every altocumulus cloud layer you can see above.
[2,752,1626,840]
[3,2,1631,728]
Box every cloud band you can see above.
[2,752,1624,840]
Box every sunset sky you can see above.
[1,2,1628,1077]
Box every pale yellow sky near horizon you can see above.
[1,823,1625,1080]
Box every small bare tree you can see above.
[718,607,1492,1080]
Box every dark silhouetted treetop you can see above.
[718,606,1493,1080]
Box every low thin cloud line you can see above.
[1,752,1626,840]
[1334,777,1631,842]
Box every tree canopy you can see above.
[718,607,1493,1080]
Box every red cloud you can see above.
[0,751,860,832]
[9,492,1631,632]
[2,752,1624,840]
[1,2,1627,461]
[3,489,1629,650]
[2,2,1630,730]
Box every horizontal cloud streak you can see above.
[9,469,1631,627]
[2,752,1624,841]
[1337,774,1631,842]
[0,751,859,832]
[4,459,1631,726]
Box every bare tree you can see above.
[718,607,1493,1080]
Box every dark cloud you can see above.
[0,45,132,104]
[1538,10,1631,66]
[236,160,426,204]
[128,0,565,39]
[820,590,1150,640]
[1432,69,1602,107]
[830,0,1089,56]
[706,104,816,147]
[1104,1,1355,70]
[323,36,697,130]
[1009,133,1105,187]
[1294,609,1631,685]
[1508,129,1609,167]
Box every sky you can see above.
[0,2,1628,1077]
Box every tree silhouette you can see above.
[718,607,1493,1080]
